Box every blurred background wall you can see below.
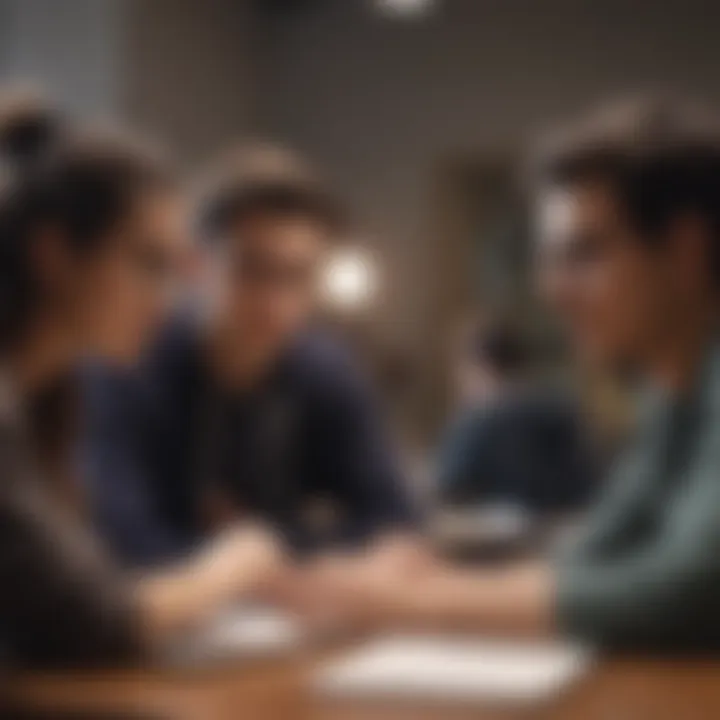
[1,0,720,439]
[0,0,122,113]
[254,0,720,436]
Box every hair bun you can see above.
[0,91,62,169]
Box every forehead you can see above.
[224,212,331,254]
[128,188,187,242]
[536,179,623,243]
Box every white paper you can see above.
[169,606,304,665]
[315,635,592,705]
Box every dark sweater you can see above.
[81,317,414,566]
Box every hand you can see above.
[136,524,288,642]
[303,562,555,637]
[308,535,436,597]
[299,560,411,634]
[197,523,285,598]
[364,533,437,578]
[281,537,435,634]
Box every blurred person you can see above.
[300,95,720,652]
[82,144,417,569]
[0,96,284,668]
[438,316,595,513]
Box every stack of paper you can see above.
[315,635,592,704]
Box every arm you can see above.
[306,353,417,546]
[134,525,282,642]
[0,450,282,668]
[554,425,720,648]
[0,436,143,668]
[320,410,720,648]
[358,562,556,637]
[552,433,656,561]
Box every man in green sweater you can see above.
[308,95,720,651]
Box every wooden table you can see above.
[6,648,720,720]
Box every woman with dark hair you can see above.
[0,96,281,668]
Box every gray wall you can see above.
[0,0,123,114]
[0,0,254,165]
[124,0,254,167]
[0,0,13,81]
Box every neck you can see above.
[645,303,718,395]
[204,317,276,391]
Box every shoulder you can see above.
[81,313,203,408]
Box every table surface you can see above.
[6,646,720,720]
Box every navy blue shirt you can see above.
[81,317,414,566]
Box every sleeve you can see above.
[0,432,144,668]
[81,368,185,567]
[554,428,658,562]
[304,353,418,545]
[555,416,720,649]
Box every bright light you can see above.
[374,0,436,18]
[321,248,377,312]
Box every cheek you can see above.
[241,291,310,342]
[539,264,594,321]
[539,257,635,344]
[254,291,305,329]
[601,250,664,337]
[80,260,165,361]
[275,290,313,330]
[555,251,664,359]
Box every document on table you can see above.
[315,635,593,705]
[167,605,304,666]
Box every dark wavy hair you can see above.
[0,91,172,485]
[0,93,172,350]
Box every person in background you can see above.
[304,95,720,652]
[438,316,595,514]
[0,96,284,668]
[82,144,417,569]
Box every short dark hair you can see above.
[469,319,531,377]
[533,95,720,281]
[196,143,345,242]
